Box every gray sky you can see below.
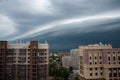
[0,0,120,50]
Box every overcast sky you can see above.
[0,0,120,50]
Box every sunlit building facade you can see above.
[78,43,120,80]
[0,41,49,80]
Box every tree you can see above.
[74,76,79,80]
[69,66,73,73]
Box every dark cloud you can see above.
[0,0,120,50]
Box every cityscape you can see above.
[0,0,120,80]
[0,41,120,80]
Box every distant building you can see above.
[0,41,49,80]
[62,56,71,68]
[70,49,78,69]
[78,43,120,80]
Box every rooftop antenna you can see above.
[99,42,102,45]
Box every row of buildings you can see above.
[1,40,120,80]
[62,49,78,69]
[62,43,120,80]
[0,41,49,80]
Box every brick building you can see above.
[0,41,49,80]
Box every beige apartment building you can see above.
[78,43,120,80]
[70,49,78,69]
[62,56,71,69]
[0,41,49,80]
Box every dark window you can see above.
[113,68,117,77]
[95,62,97,64]
[113,57,115,60]
[95,73,98,75]
[95,57,97,59]
[45,49,47,51]
[118,56,120,60]
[90,68,92,71]
[89,57,92,59]
[101,72,103,75]
[95,68,97,70]
[90,73,92,76]
[114,62,116,64]
[109,68,112,77]
[108,57,110,61]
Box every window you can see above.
[89,57,92,59]
[90,68,92,71]
[95,68,97,70]
[38,52,43,56]
[45,53,47,55]
[108,57,110,61]
[7,57,13,63]
[7,49,13,55]
[113,68,117,77]
[19,49,26,55]
[45,49,47,51]
[100,67,103,70]
[114,62,116,64]
[95,57,97,59]
[90,62,92,65]
[118,56,120,60]
[100,62,102,64]
[95,73,98,75]
[109,69,112,77]
[90,73,92,76]
[113,57,115,60]
[18,57,26,63]
[95,62,97,64]
[101,72,103,75]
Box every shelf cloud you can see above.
[9,11,120,41]
[0,0,120,50]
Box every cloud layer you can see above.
[0,0,120,50]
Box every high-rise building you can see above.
[62,56,71,69]
[78,43,120,80]
[0,41,49,80]
[70,49,78,69]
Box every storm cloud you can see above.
[0,0,120,50]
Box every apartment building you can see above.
[78,43,120,80]
[70,49,78,69]
[0,41,49,80]
[62,56,71,69]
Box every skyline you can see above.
[0,0,120,50]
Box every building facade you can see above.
[0,41,49,80]
[62,56,71,69]
[70,49,78,69]
[78,43,120,80]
